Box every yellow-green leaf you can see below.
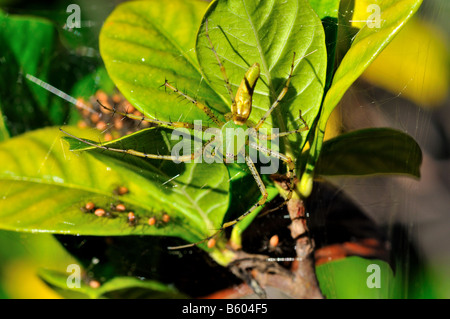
[300,0,423,197]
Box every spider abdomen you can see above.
[232,63,260,125]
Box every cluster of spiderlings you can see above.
[82,200,172,229]
[147,213,171,227]
[75,90,153,141]
[82,201,130,220]
[126,212,173,228]
[82,187,173,228]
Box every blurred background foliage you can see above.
[0,0,448,298]
[0,0,119,298]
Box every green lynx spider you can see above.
[63,21,310,249]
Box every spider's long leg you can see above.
[61,129,205,163]
[163,81,224,127]
[255,53,296,130]
[248,141,296,205]
[97,100,204,131]
[167,154,268,250]
[257,111,309,140]
[221,154,269,229]
[205,19,235,104]
[217,154,270,226]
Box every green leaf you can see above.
[325,0,423,120]
[300,0,423,196]
[64,127,232,232]
[197,0,327,154]
[39,268,185,299]
[316,257,394,298]
[99,0,228,125]
[301,128,422,177]
[0,127,231,263]
[0,11,55,134]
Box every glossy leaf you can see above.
[300,128,422,177]
[325,0,423,119]
[300,0,423,196]
[197,0,327,154]
[195,0,326,244]
[99,0,228,126]
[0,127,231,263]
